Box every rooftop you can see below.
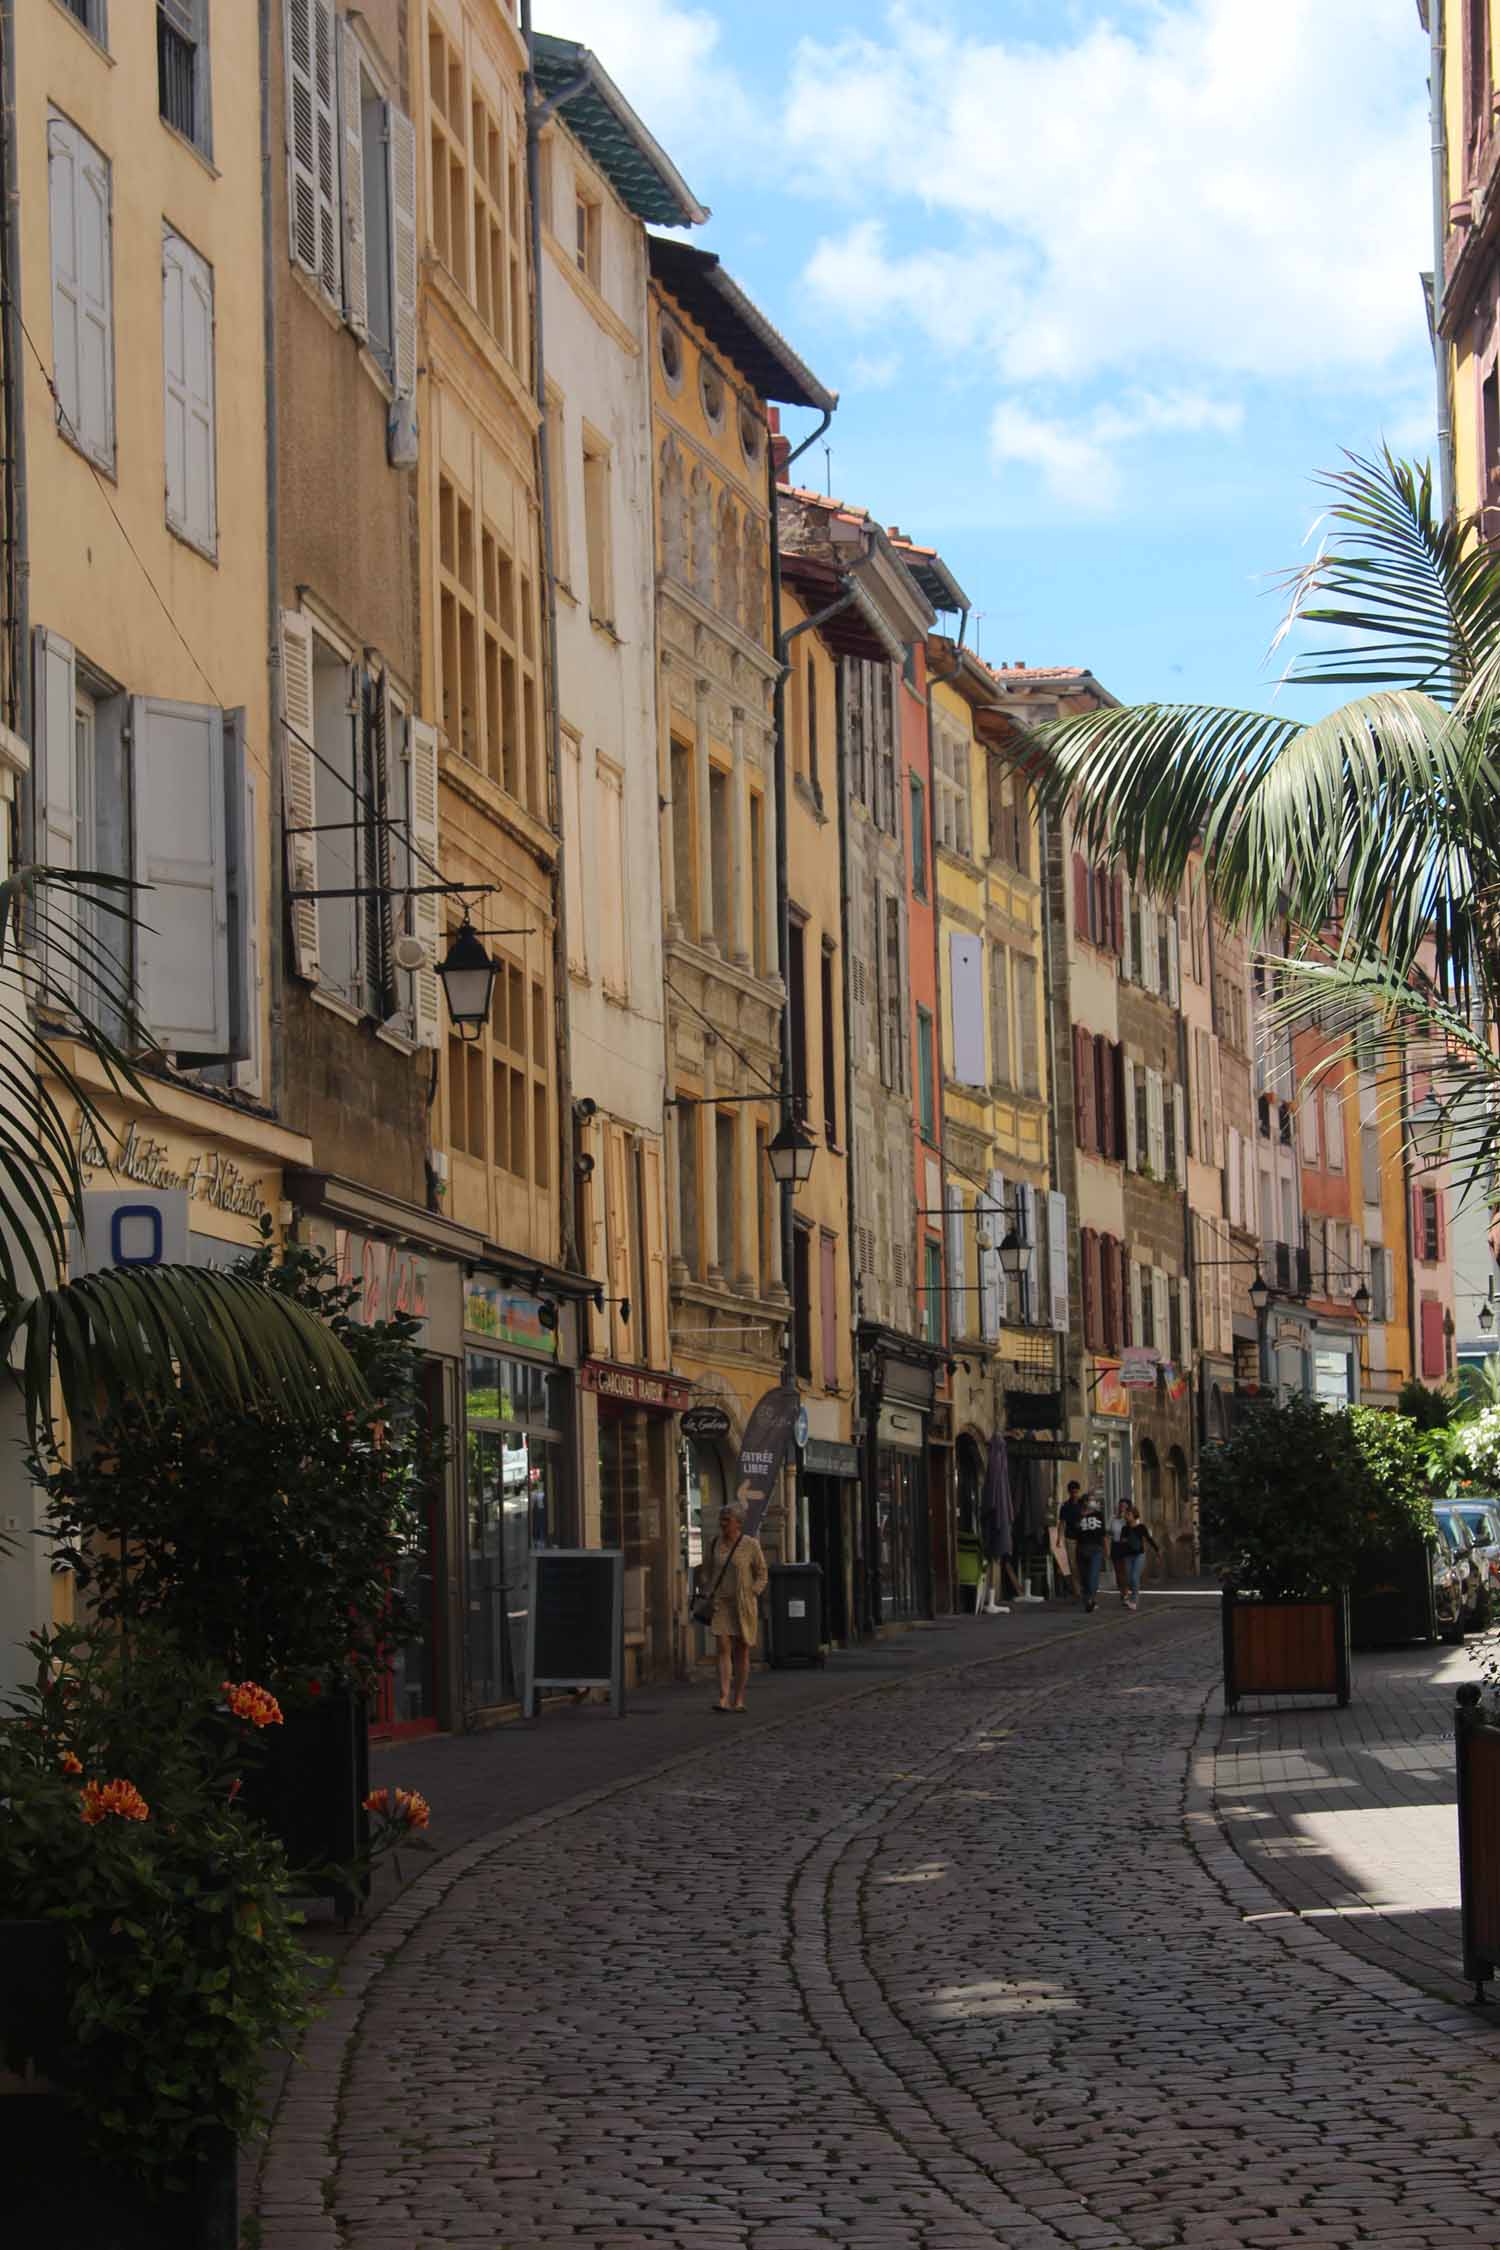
[649,240,837,413]
[532,36,708,229]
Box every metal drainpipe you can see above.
[522,0,578,1275]
[1036,792,1069,1506]
[1400,1070,1422,1390]
[1432,0,1454,521]
[0,0,25,753]
[923,630,967,1617]
[258,0,285,1120]
[768,409,832,1570]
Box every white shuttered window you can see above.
[47,111,114,471]
[162,229,217,555]
[286,0,341,302]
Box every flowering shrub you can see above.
[222,1679,284,1730]
[0,1627,317,2195]
[1451,1405,1500,1491]
[364,1785,431,1834]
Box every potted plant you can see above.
[1347,1408,1441,1648]
[0,1626,316,2247]
[36,1235,437,1913]
[1456,1675,1500,2003]
[1201,1395,1372,1707]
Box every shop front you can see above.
[1087,1356,1135,1513]
[582,1357,692,1685]
[858,1325,944,1629]
[462,1275,579,1719]
[803,1436,859,1645]
[286,1170,472,1738]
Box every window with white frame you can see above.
[47,110,115,473]
[32,624,258,1070]
[596,754,627,999]
[279,607,440,1043]
[286,3,418,410]
[162,229,217,556]
[933,723,971,857]
[60,0,108,48]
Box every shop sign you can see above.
[76,1115,270,1224]
[1093,1358,1131,1418]
[1120,1346,1159,1389]
[1006,1438,1082,1462]
[580,1360,692,1412]
[681,1404,731,1441]
[80,1188,189,1273]
[464,1280,557,1357]
[335,1228,429,1334]
[736,1384,802,1538]
[1005,1389,1063,1430]
[803,1438,859,1479]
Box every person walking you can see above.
[1062,1486,1108,1612]
[1112,1500,1158,1612]
[701,1501,768,1713]
[1059,1479,1085,1596]
[978,1432,1013,1615]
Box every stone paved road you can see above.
[261,1605,1500,2249]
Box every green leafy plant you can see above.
[1396,1377,1456,1432]
[1200,1395,1386,1599]
[0,1626,318,2195]
[0,865,364,1444]
[1348,1407,1438,1541]
[37,1236,436,1697]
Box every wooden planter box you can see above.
[1221,1584,1351,1709]
[1350,1536,1439,1649]
[1456,1685,1500,2002]
[237,1686,371,1919]
[1,1918,238,2249]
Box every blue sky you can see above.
[536,0,1435,714]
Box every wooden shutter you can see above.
[1227,1125,1242,1225]
[1097,1035,1115,1159]
[946,1191,968,1339]
[989,1168,1008,1326]
[33,628,78,1003]
[404,715,441,1046]
[1111,1042,1126,1161]
[338,17,369,340]
[1141,899,1158,994]
[1410,1181,1425,1263]
[1167,910,1180,1003]
[1124,1055,1138,1170]
[1110,873,1123,956]
[1209,1035,1223,1167]
[1072,852,1089,939]
[1119,1239,1133,1347]
[48,112,114,469]
[1121,885,1134,981]
[279,607,320,983]
[1153,1269,1171,1359]
[1020,1182,1041,1325]
[1047,1189,1068,1332]
[949,931,984,1085]
[1100,1232,1118,1352]
[642,1138,669,1367]
[1080,1226,1096,1350]
[131,697,230,1055]
[1420,1296,1445,1378]
[981,1177,1001,1340]
[992,944,1011,1090]
[220,707,258,1075]
[1016,955,1039,1095]
[388,100,418,400]
[286,0,339,299]
[162,229,216,553]
[1173,1078,1187,1186]
[1129,1258,1144,1346]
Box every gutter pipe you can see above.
[1432,0,1454,520]
[258,0,285,1119]
[0,0,24,751]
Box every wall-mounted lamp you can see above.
[438,920,498,1039]
[767,1113,818,1189]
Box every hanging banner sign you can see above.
[1119,1347,1160,1390]
[736,1384,802,1538]
[1005,1438,1082,1462]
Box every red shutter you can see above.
[1073,853,1089,940]
[1073,1027,1089,1147]
[1437,1190,1447,1262]
[1097,1034,1114,1158]
[1080,1227,1097,1350]
[1110,873,1123,956]
[1420,1296,1445,1379]
[1119,1239,1133,1347]
[1101,1235,1118,1353]
[1089,1232,1104,1351]
[1112,1041,1126,1161]
[1411,1182,1426,1263]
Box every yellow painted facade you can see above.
[416,0,559,1273]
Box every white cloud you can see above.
[531,0,753,172]
[849,350,904,391]
[790,0,1429,390]
[990,391,1245,512]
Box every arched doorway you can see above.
[1138,1437,1161,1525]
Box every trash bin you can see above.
[766,1562,824,1668]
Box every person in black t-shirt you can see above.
[1059,1486,1108,1611]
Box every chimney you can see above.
[767,405,789,477]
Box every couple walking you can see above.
[1060,1481,1157,1613]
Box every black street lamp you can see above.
[767,1112,818,1190]
[437,920,498,1039]
[998,1228,1027,1282]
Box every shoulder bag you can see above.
[690,1541,738,1629]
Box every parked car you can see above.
[1446,1500,1500,1623]
[1431,1533,1467,1644]
[1435,1505,1489,1637]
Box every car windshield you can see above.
[1463,1510,1498,1543]
[1438,1514,1472,1555]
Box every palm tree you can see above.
[1039,450,1500,1189]
[0,865,361,1448]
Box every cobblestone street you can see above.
[257,1604,1500,2249]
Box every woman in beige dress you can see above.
[704,1500,768,1713]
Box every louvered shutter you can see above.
[1167,911,1180,1003]
[162,230,216,553]
[279,608,320,982]
[1111,1042,1126,1161]
[286,0,340,300]
[1209,1036,1223,1167]
[1098,1035,1115,1159]
[1139,900,1157,993]
[1021,1183,1042,1328]
[1421,1296,1445,1378]
[1100,1231,1117,1352]
[1436,1189,1447,1263]
[980,1178,1001,1341]
[131,698,230,1056]
[338,17,369,340]
[1047,1190,1068,1332]
[1173,1080,1187,1187]
[1153,1269,1170,1360]
[1181,1273,1193,1357]
[48,113,114,469]
[1227,1125,1242,1225]
[1119,1239,1133,1347]
[946,1191,967,1339]
[642,1140,669,1366]
[221,707,258,1074]
[1129,1258,1143,1346]
[989,1169,1007,1326]
[1411,1182,1425,1263]
[405,714,441,1045]
[1080,1227,1096,1350]
[1123,1056,1138,1171]
[388,101,418,402]
[33,628,78,1002]
[1072,852,1089,940]
[1109,873,1123,956]
[1121,886,1134,981]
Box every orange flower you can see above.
[80,1778,149,1825]
[221,1680,284,1730]
[60,1750,83,1776]
[363,1786,431,1832]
